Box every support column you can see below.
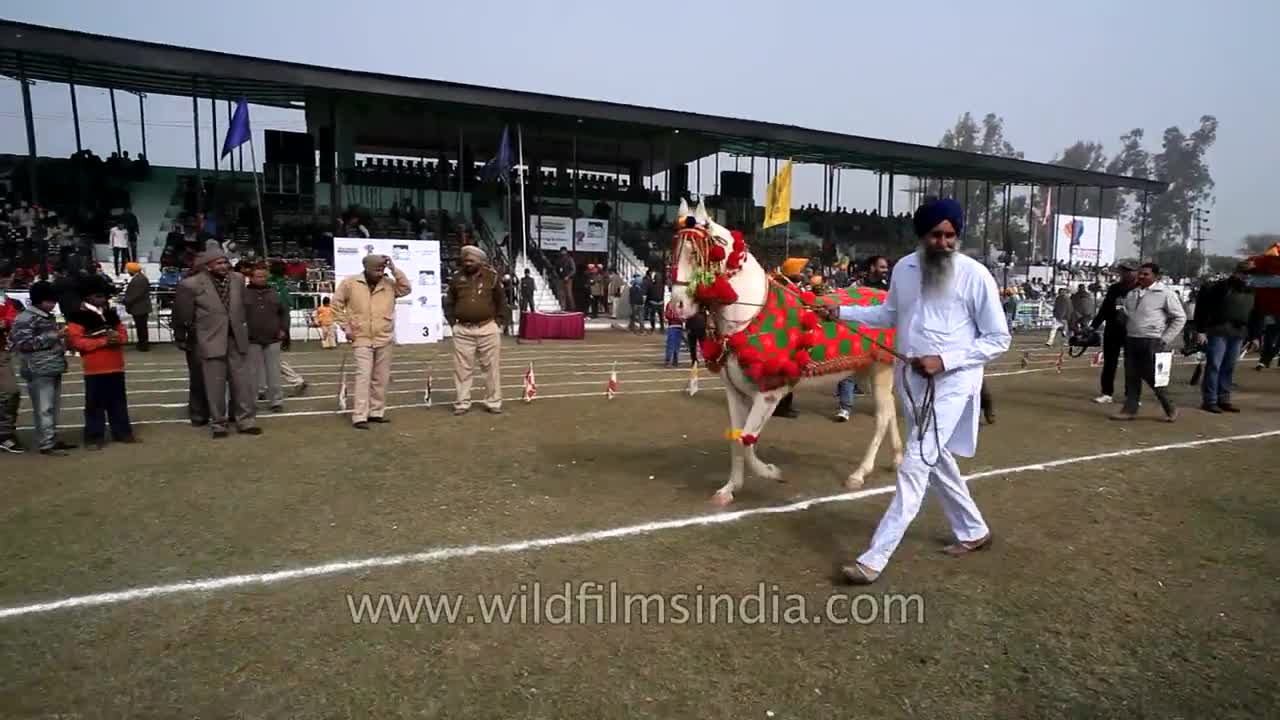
[192,84,203,213]
[1138,190,1149,261]
[19,57,43,276]
[109,88,122,156]
[211,97,219,175]
[138,94,148,158]
[1095,187,1105,285]
[69,77,82,153]
[1001,185,1011,285]
[981,181,992,264]
[1025,186,1035,279]
[1051,186,1063,288]
[876,173,883,214]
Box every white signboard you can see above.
[332,237,444,344]
[1054,214,1117,266]
[529,215,610,252]
[530,215,574,251]
[573,218,609,253]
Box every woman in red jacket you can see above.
[66,275,137,448]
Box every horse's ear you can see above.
[678,198,690,218]
[694,198,709,225]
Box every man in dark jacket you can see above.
[1089,262,1138,404]
[244,266,290,412]
[123,262,153,351]
[1191,261,1257,413]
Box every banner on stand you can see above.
[332,237,444,344]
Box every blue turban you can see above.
[913,198,965,238]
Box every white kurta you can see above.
[838,251,1011,458]
[837,251,1011,572]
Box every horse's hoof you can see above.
[845,473,866,490]
[709,491,734,507]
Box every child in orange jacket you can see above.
[66,275,137,448]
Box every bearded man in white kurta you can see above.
[832,198,1011,584]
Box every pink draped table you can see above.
[519,311,586,340]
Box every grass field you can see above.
[1,332,1278,718]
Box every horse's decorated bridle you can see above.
[669,217,746,306]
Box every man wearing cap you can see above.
[331,252,411,429]
[173,240,261,438]
[827,198,1010,584]
[1089,261,1138,404]
[122,261,152,351]
[445,245,508,415]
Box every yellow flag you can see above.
[762,160,793,229]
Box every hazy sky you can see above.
[2,0,1276,254]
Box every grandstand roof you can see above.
[0,20,1167,193]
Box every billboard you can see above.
[530,215,610,252]
[1054,214,1117,266]
[332,237,444,344]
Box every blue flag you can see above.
[221,98,251,158]
[481,125,513,183]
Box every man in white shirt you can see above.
[828,198,1011,584]
[108,221,131,276]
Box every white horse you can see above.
[669,199,902,506]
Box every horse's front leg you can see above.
[712,385,749,506]
[742,390,785,483]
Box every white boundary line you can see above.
[1,427,1276,621]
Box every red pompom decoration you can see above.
[736,347,761,365]
[727,332,749,351]
[725,251,745,270]
[740,433,758,446]
[708,245,727,262]
[803,329,825,348]
[799,291,817,306]
[763,357,783,376]
[700,338,723,362]
[775,360,795,378]
[757,333,777,353]
[794,350,812,367]
[730,230,745,251]
[745,363,766,381]
[796,331,816,349]
[800,310,821,330]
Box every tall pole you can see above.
[1068,185,1079,272]
[109,88,122,156]
[69,79,82,153]
[517,124,529,262]
[571,131,578,251]
[248,133,268,258]
[876,173,883,214]
[192,85,203,214]
[457,126,465,217]
[138,93,147,158]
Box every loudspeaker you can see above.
[265,130,315,166]
[720,171,751,199]
[318,127,335,183]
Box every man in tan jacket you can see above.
[331,253,411,429]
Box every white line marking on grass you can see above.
[1,428,1276,621]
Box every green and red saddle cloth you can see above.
[702,280,896,390]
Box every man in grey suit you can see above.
[173,241,261,438]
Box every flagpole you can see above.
[517,124,528,264]
[248,132,268,258]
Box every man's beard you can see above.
[921,248,955,297]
